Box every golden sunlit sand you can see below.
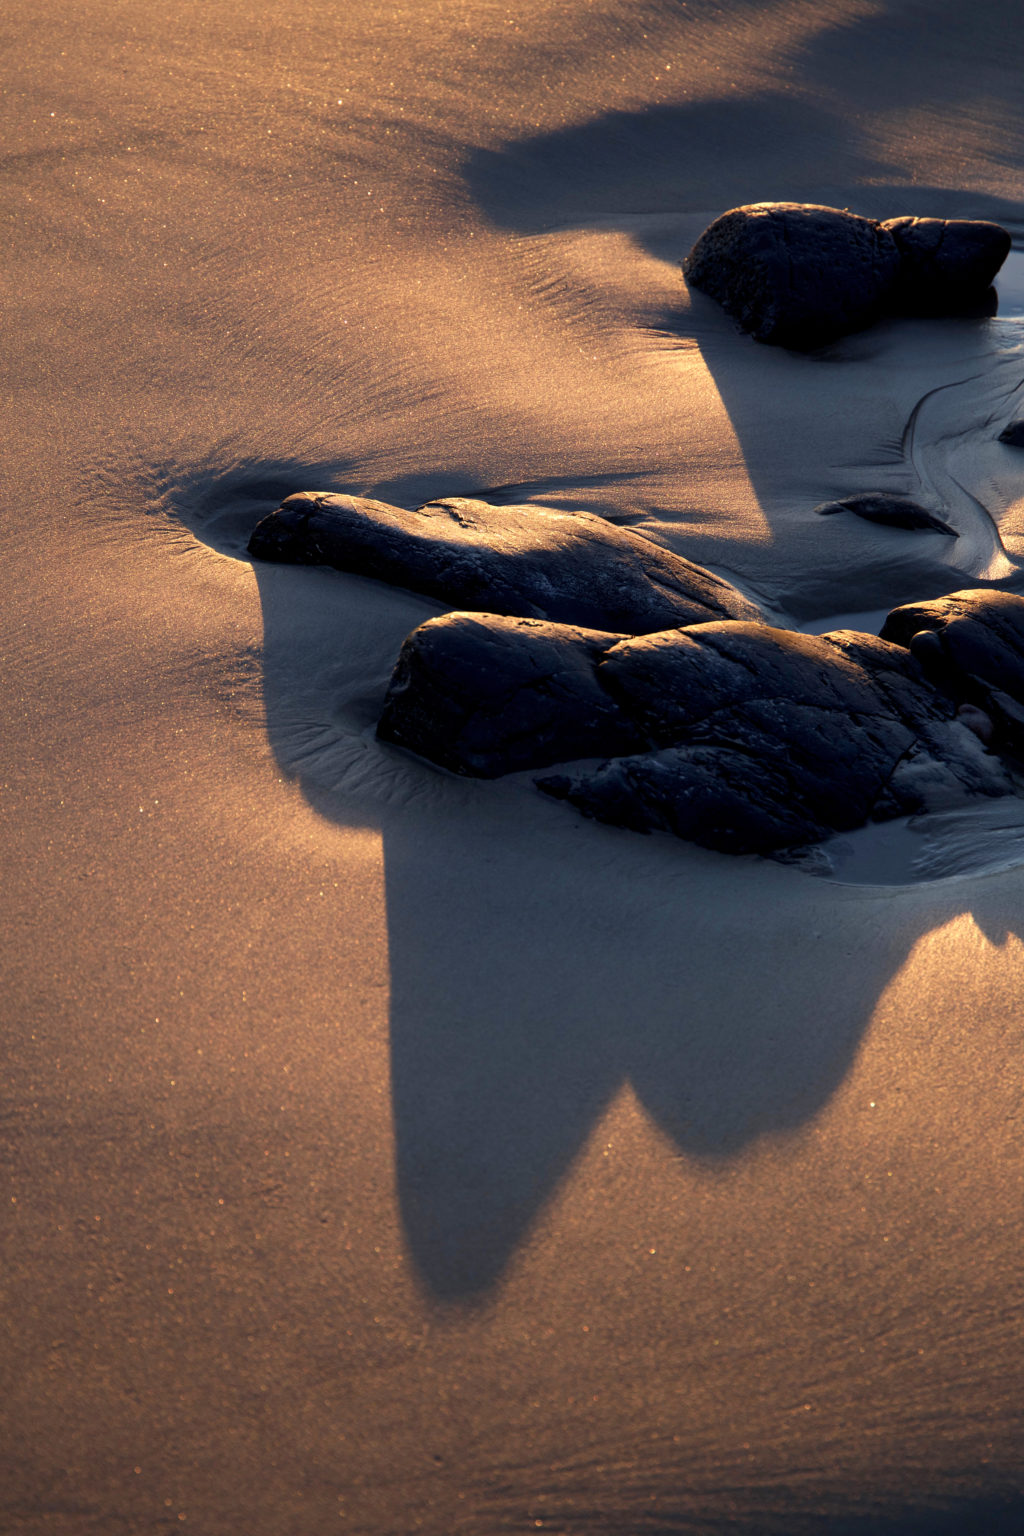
[4,1,1024,1532]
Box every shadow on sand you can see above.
[157,456,1017,1313]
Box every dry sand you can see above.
[4,1,1024,1531]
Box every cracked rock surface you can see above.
[248,492,763,634]
[380,610,1019,855]
[684,202,1010,348]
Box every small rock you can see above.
[377,613,644,777]
[908,628,946,670]
[998,420,1024,448]
[815,492,958,536]
[684,203,1011,347]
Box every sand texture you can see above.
[4,1,1024,1532]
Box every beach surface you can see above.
[4,1,1024,1531]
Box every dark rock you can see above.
[907,628,946,671]
[881,216,1011,314]
[814,492,958,537]
[596,622,937,747]
[590,622,1008,843]
[379,608,1014,855]
[537,624,1013,853]
[248,492,763,634]
[683,203,901,348]
[684,203,1010,347]
[998,420,1024,447]
[539,745,831,853]
[376,613,645,777]
[880,590,1024,743]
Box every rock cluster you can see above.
[684,203,1011,348]
[379,607,1018,855]
[248,485,1024,856]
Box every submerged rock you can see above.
[815,492,958,537]
[684,202,1011,348]
[248,492,762,635]
[379,609,1015,855]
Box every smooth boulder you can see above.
[684,202,1011,347]
[377,613,644,776]
[248,492,763,634]
[683,203,901,348]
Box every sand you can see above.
[4,1,1024,1531]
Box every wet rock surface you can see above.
[248,491,763,634]
[881,590,1024,756]
[814,492,959,537]
[380,610,1018,856]
[684,202,1011,348]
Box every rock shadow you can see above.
[464,93,880,237]
[161,457,1022,1308]
[373,799,967,1302]
[463,0,1024,249]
